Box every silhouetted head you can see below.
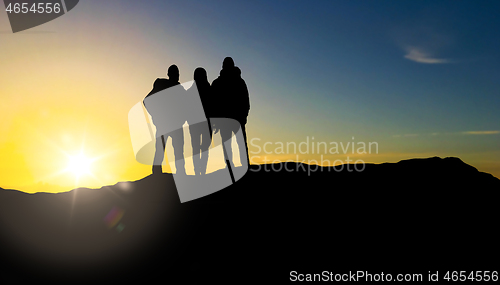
[167,65,179,82]
[222,57,234,69]
[193,67,208,83]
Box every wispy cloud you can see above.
[392,134,418,138]
[404,46,449,64]
[393,131,500,137]
[462,131,500,135]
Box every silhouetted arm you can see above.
[242,80,250,116]
[240,79,250,124]
[210,79,220,118]
[208,80,220,133]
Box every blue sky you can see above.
[130,0,500,137]
[139,0,500,159]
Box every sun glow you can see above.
[65,152,94,181]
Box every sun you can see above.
[66,152,93,178]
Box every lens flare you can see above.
[103,206,125,229]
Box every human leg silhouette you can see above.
[240,123,250,166]
[199,122,212,174]
[169,129,186,175]
[152,135,166,174]
[190,124,203,175]
[233,124,249,167]
[220,125,235,169]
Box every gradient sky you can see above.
[1,0,499,192]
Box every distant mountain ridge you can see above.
[0,156,498,283]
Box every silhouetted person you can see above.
[188,67,213,175]
[144,65,187,175]
[211,57,250,167]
